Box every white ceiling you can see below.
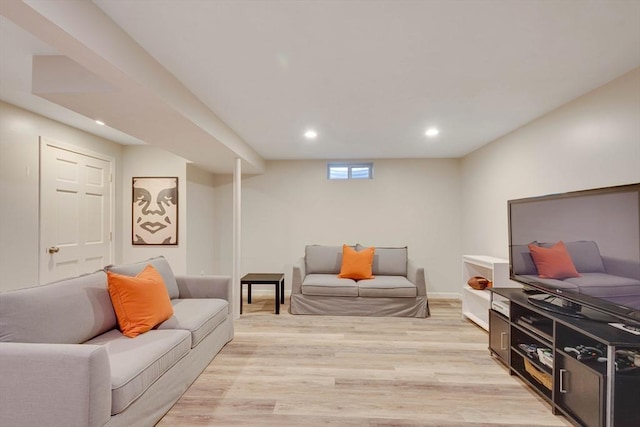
[0,15,144,146]
[1,0,639,172]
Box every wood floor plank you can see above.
[157,297,571,426]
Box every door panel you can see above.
[40,139,112,284]
[556,353,604,427]
[489,310,510,365]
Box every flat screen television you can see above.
[508,183,640,327]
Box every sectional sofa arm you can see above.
[407,259,427,296]
[0,342,111,427]
[291,257,306,295]
[175,275,232,302]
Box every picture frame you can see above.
[132,177,178,245]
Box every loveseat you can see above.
[512,240,640,309]
[0,256,234,427]
[291,244,430,317]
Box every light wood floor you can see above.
[157,295,571,426]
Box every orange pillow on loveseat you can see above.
[338,244,375,280]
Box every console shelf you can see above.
[461,255,513,330]
[489,288,640,427]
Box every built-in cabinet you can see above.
[489,288,640,427]
[462,255,512,330]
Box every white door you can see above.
[40,139,113,284]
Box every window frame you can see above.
[327,162,374,180]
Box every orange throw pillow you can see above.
[338,244,375,280]
[528,241,581,279]
[107,264,174,338]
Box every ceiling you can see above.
[1,0,639,173]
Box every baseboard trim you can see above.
[248,289,462,300]
[428,292,461,300]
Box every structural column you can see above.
[232,158,242,319]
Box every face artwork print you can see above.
[132,177,178,245]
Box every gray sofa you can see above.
[0,256,233,427]
[512,240,640,309]
[291,245,430,317]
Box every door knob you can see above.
[48,246,60,254]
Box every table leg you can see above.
[275,281,280,314]
[248,284,252,304]
[280,278,285,303]
[240,283,243,315]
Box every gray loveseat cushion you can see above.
[159,299,229,348]
[106,256,180,299]
[358,244,408,276]
[0,270,116,344]
[358,276,417,297]
[85,329,191,415]
[302,274,358,296]
[305,245,344,274]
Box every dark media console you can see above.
[526,294,585,319]
[489,288,640,427]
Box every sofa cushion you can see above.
[514,241,607,276]
[358,245,408,276]
[302,274,358,296]
[107,265,174,338]
[85,329,191,415]
[305,245,345,274]
[511,243,538,275]
[541,240,606,273]
[357,276,417,297]
[339,244,374,280]
[563,273,640,298]
[0,271,117,344]
[521,275,580,291]
[158,298,229,347]
[106,256,180,299]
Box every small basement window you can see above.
[327,162,374,180]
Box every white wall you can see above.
[121,147,218,276]
[3,67,638,296]
[186,163,217,275]
[461,67,640,260]
[0,102,219,291]
[213,158,462,297]
[121,146,188,274]
[0,101,124,291]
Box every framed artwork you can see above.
[132,177,178,245]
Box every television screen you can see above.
[508,183,640,326]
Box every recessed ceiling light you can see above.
[304,129,318,139]
[95,120,105,126]
[425,128,439,137]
